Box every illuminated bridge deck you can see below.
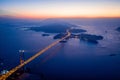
[0,31,71,80]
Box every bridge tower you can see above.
[19,50,25,64]
[19,50,25,72]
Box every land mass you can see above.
[29,19,78,33]
[70,29,87,33]
[116,27,120,32]
[54,33,103,44]
[27,19,103,44]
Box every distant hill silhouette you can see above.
[29,19,78,33]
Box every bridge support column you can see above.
[19,50,25,71]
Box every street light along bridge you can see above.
[0,30,71,80]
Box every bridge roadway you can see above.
[0,31,71,80]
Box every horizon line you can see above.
[0,15,120,19]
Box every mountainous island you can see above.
[27,19,103,44]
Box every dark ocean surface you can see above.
[0,18,120,80]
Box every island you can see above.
[27,19,103,44]
[28,19,77,33]
[42,34,50,36]
[70,29,87,33]
[80,34,103,44]
[53,33,103,44]
[53,33,67,39]
[116,27,120,32]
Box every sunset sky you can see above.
[0,0,120,18]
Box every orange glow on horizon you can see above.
[0,0,120,19]
[11,4,120,19]
[14,14,120,19]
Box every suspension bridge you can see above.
[0,30,71,80]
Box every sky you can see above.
[0,0,120,18]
